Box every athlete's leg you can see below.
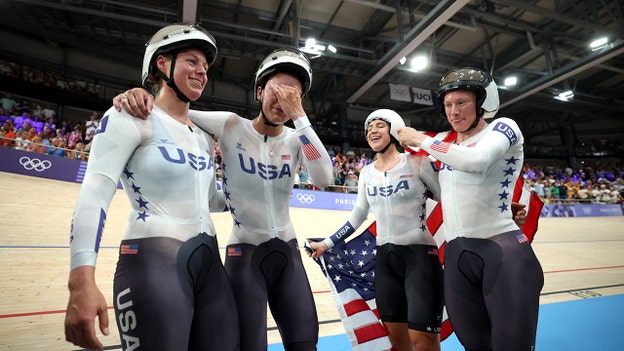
[266,239,318,351]
[113,237,193,351]
[225,243,268,351]
[382,322,411,351]
[404,245,443,351]
[443,238,492,350]
[183,234,240,351]
[486,231,543,351]
[408,329,440,351]
[376,245,443,351]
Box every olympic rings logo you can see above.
[296,193,316,204]
[582,206,592,215]
[19,156,52,172]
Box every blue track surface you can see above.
[269,294,624,351]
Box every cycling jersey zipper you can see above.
[262,135,278,238]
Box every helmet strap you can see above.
[156,52,191,103]
[461,116,481,133]
[261,109,281,127]
[258,92,281,128]
[378,141,392,154]
[377,136,399,155]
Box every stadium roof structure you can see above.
[2,0,623,145]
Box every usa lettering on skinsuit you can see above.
[493,122,517,145]
[116,287,140,351]
[366,180,410,197]
[158,146,213,171]
[238,153,292,179]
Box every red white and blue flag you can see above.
[310,222,392,351]
[429,139,451,153]
[299,135,322,160]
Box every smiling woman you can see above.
[62,23,242,351]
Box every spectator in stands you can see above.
[610,185,624,204]
[533,179,545,199]
[0,93,17,114]
[83,129,95,146]
[67,142,88,161]
[591,184,602,203]
[31,104,43,117]
[15,99,30,115]
[13,130,29,150]
[0,121,16,147]
[57,119,70,136]
[343,170,358,193]
[87,80,102,97]
[30,114,43,133]
[299,165,310,189]
[56,75,69,90]
[42,103,56,120]
[293,165,301,188]
[0,108,10,125]
[576,184,590,202]
[599,184,612,204]
[40,125,54,142]
[46,137,67,157]
[17,120,33,135]
[332,161,343,186]
[339,162,349,184]
[558,181,568,203]
[67,125,83,149]
[26,135,45,154]
[543,179,552,202]
[550,182,560,203]
[84,111,100,136]
[44,116,57,133]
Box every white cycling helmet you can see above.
[254,48,313,101]
[435,67,499,119]
[364,109,406,140]
[141,23,218,86]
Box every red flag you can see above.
[513,176,544,242]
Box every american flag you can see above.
[120,244,138,255]
[429,139,451,154]
[311,223,393,351]
[298,135,322,160]
[227,246,242,257]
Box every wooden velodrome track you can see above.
[1,170,624,350]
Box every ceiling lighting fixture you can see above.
[590,37,609,51]
[554,90,574,101]
[399,57,407,65]
[504,76,517,87]
[301,38,337,56]
[410,55,428,72]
